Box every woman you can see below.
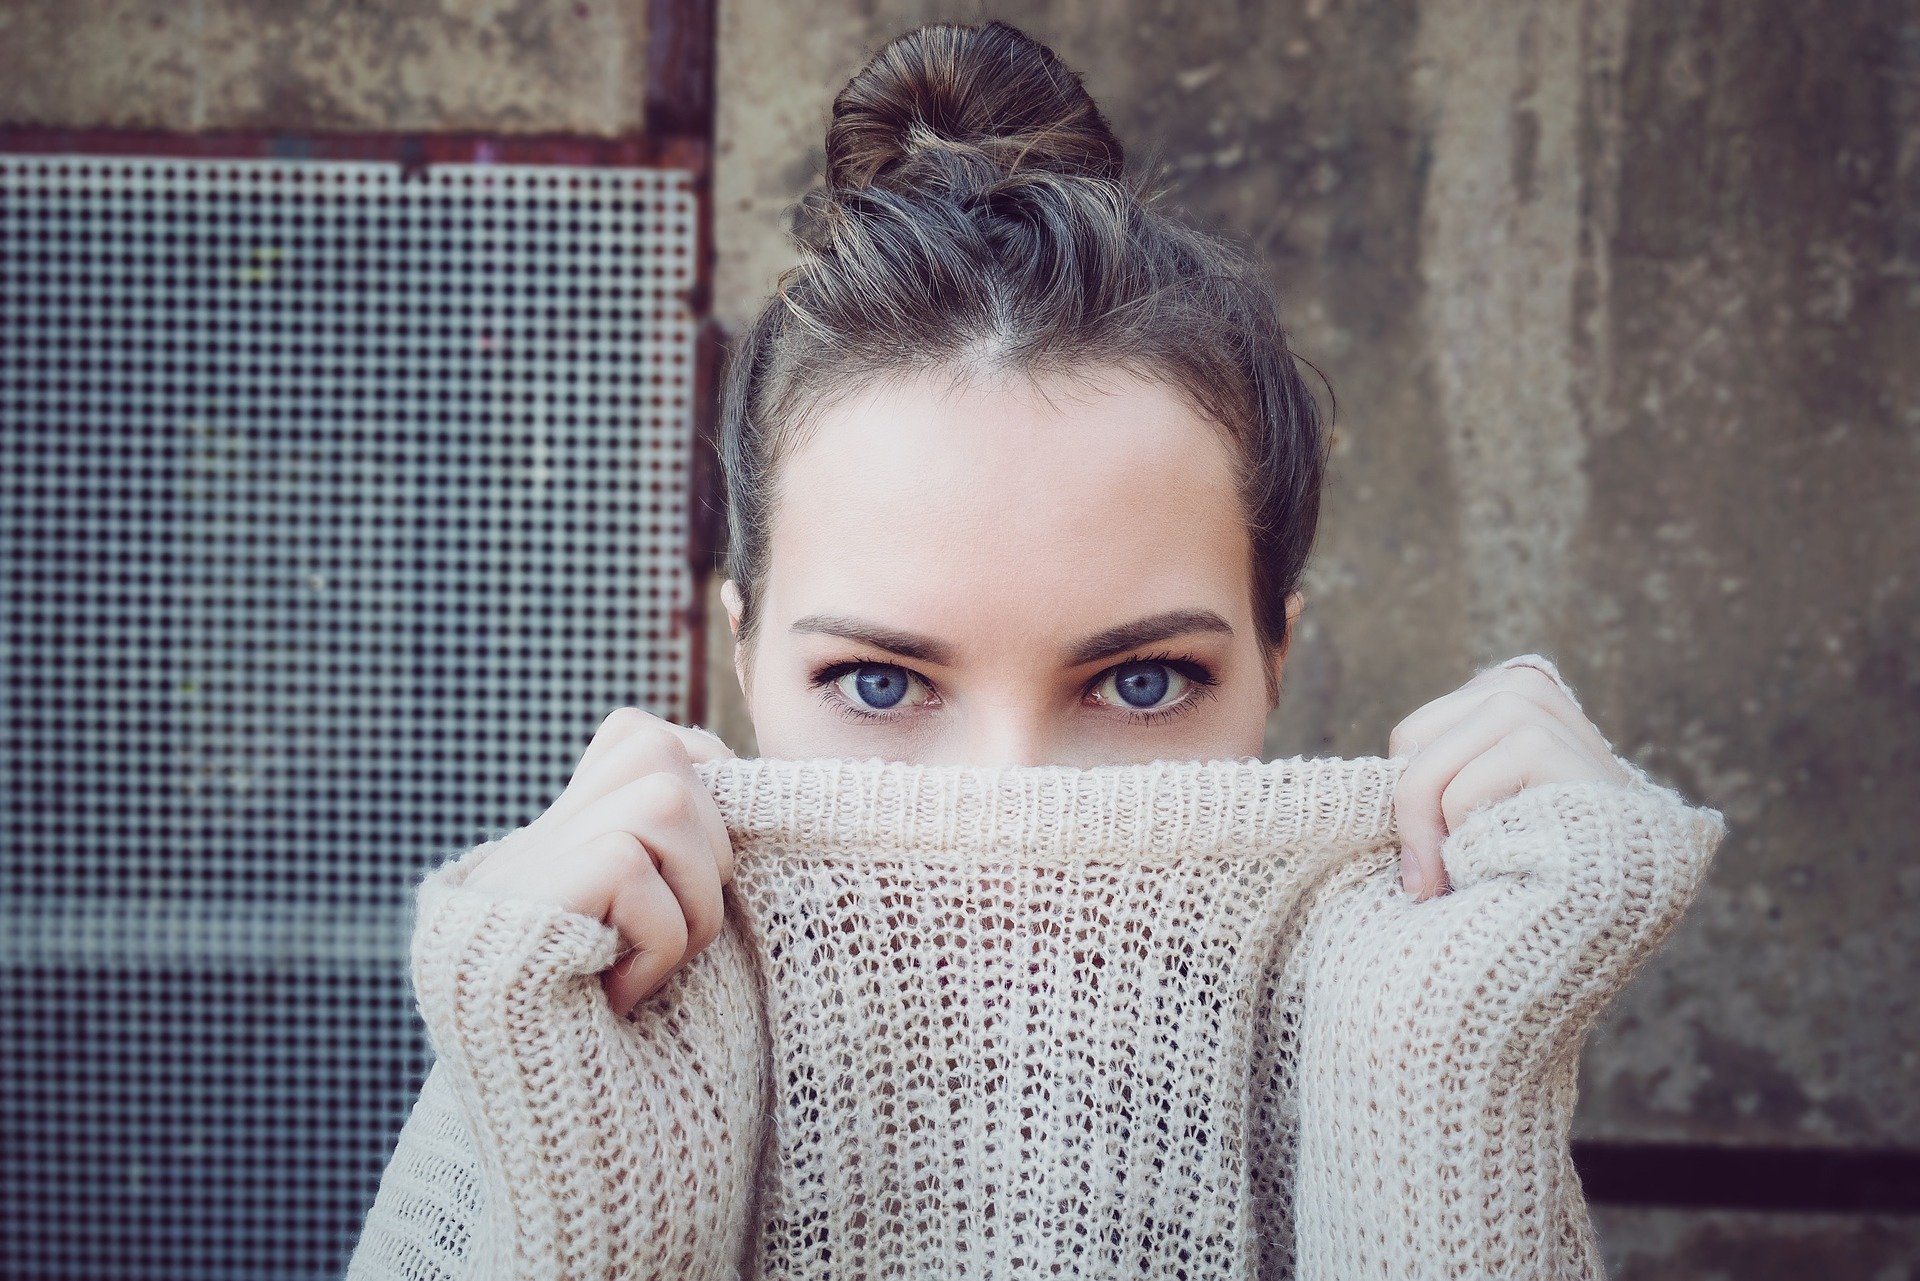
[349,20,1716,1279]
[468,18,1640,1018]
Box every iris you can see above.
[852,664,911,709]
[1112,660,1171,708]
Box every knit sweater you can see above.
[345,654,1726,1280]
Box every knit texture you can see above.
[346,654,1727,1280]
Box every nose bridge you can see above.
[955,696,1059,769]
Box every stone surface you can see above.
[712,0,1920,1162]
[1591,1206,1920,1280]
[0,0,651,133]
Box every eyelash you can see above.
[807,649,1222,727]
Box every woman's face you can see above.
[721,363,1302,768]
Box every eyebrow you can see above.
[787,608,1234,669]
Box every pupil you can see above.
[853,666,907,709]
[1115,662,1170,709]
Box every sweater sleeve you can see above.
[343,830,771,1281]
[1283,759,1727,1276]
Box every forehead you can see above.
[764,365,1251,642]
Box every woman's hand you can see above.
[1387,657,1633,901]
[463,708,738,1014]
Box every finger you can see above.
[567,707,657,792]
[566,709,734,801]
[1386,693,1459,760]
[1386,675,1490,760]
[1438,721,1594,837]
[1483,662,1620,763]
[551,717,732,828]
[594,837,694,1017]
[1392,689,1546,900]
[670,720,736,764]
[556,768,731,955]
[1389,663,1615,766]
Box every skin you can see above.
[723,362,1633,898]
[470,360,1634,1016]
[726,364,1288,768]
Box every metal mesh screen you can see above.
[0,154,704,1279]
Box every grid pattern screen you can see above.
[1,154,703,1279]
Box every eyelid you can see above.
[812,657,937,694]
[1086,650,1219,693]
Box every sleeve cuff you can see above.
[408,839,626,1069]
[1438,771,1727,909]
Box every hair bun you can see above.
[825,20,1125,192]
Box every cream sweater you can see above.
[345,655,1726,1280]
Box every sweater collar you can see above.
[692,754,1409,867]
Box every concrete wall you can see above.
[713,8,1920,1268]
[5,0,1914,1271]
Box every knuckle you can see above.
[1512,668,1559,706]
[608,725,692,779]
[590,827,654,871]
[598,706,651,739]
[1486,687,1539,717]
[633,770,695,827]
[1513,720,1563,753]
[1504,662,1556,692]
[649,731,694,767]
[688,723,736,757]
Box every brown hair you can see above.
[716,18,1329,708]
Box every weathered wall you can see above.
[4,0,1914,1271]
[0,0,654,133]
[714,9,1920,1267]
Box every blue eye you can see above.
[1094,659,1191,714]
[1110,660,1172,708]
[812,661,933,721]
[848,664,911,709]
[808,652,1220,727]
[1089,652,1222,725]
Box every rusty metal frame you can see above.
[0,0,722,726]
